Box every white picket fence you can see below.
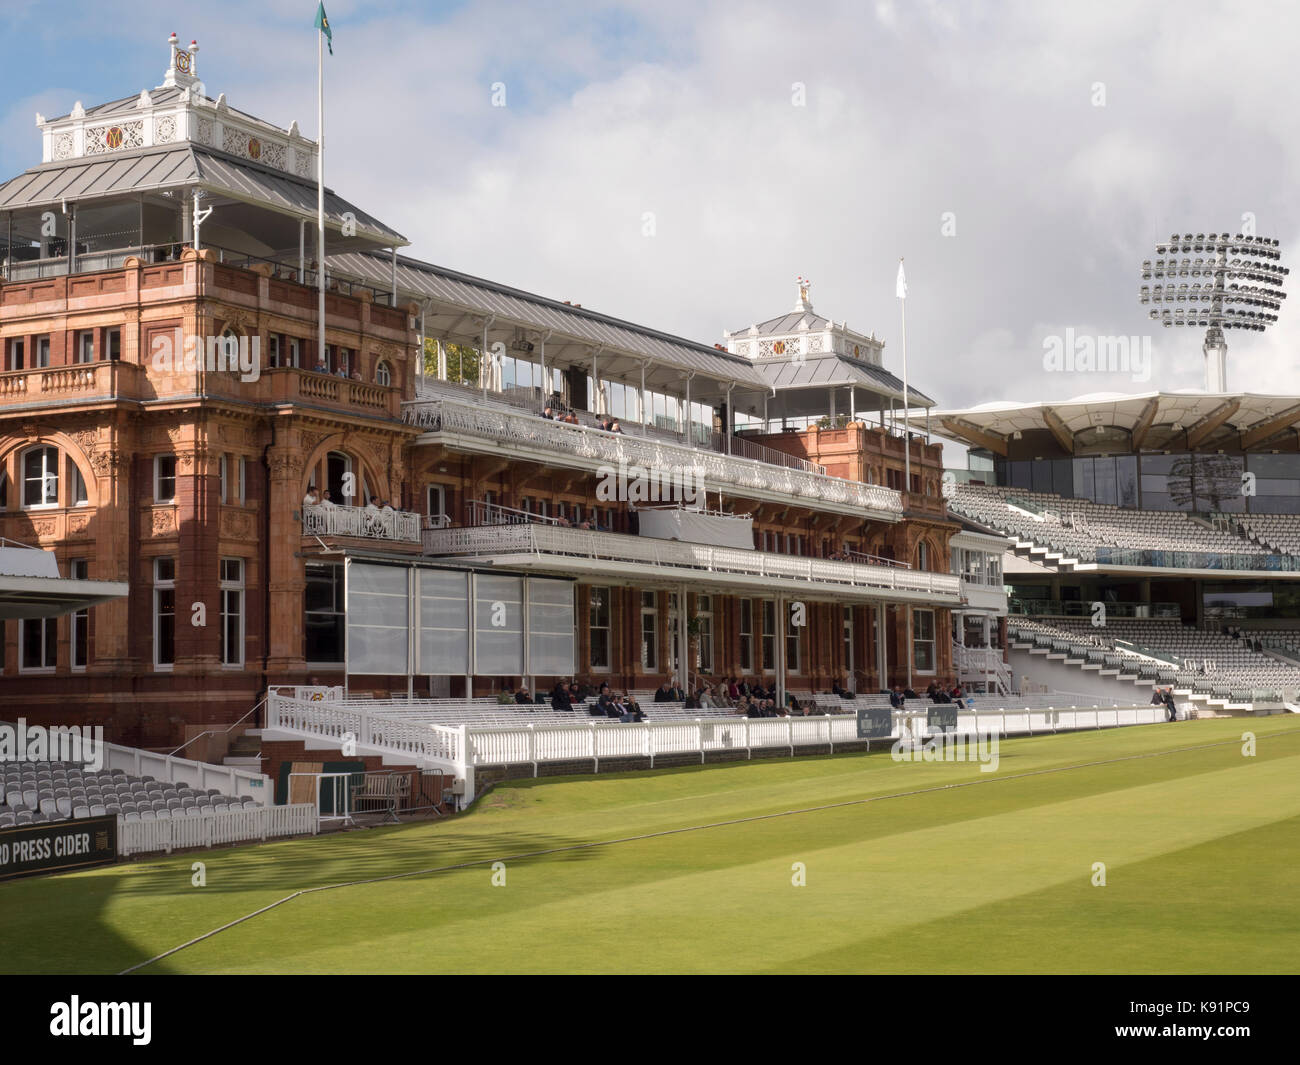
[265,690,1164,802]
[455,705,1166,769]
[117,803,318,856]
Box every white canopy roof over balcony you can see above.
[0,544,128,619]
[329,250,771,405]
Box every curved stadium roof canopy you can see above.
[930,391,1300,456]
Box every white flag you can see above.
[896,260,908,300]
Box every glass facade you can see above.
[996,452,1300,513]
[1202,582,1300,620]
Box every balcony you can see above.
[262,367,400,418]
[405,394,904,521]
[0,360,140,411]
[303,503,421,543]
[423,521,960,602]
[957,577,1009,614]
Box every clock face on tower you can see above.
[176,51,192,74]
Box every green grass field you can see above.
[3,716,1298,974]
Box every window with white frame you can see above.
[20,616,57,671]
[220,558,244,667]
[761,599,776,671]
[22,446,59,508]
[154,557,176,669]
[376,361,392,386]
[288,337,301,368]
[694,594,713,674]
[917,541,929,570]
[785,600,801,673]
[71,559,89,669]
[739,598,754,673]
[34,335,50,368]
[219,454,228,504]
[843,606,854,688]
[155,454,177,503]
[6,337,24,371]
[589,586,611,670]
[70,459,88,506]
[427,484,447,527]
[640,590,657,671]
[76,331,95,363]
[913,608,936,674]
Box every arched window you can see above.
[22,446,59,508]
[375,361,392,387]
[916,541,929,571]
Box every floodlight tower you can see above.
[1140,232,1288,392]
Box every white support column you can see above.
[298,218,305,283]
[417,304,425,378]
[480,315,495,397]
[538,330,552,400]
[775,595,787,711]
[876,603,887,690]
[677,585,689,690]
[906,606,914,690]
[592,350,599,413]
[640,360,648,430]
[683,373,692,443]
[391,246,398,305]
[725,382,735,454]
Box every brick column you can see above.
[264,445,306,673]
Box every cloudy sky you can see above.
[3,0,1297,428]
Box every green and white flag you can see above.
[315,2,333,55]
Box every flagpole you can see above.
[317,22,326,372]
[899,257,910,496]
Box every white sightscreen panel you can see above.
[637,509,754,550]
[418,569,470,676]
[346,563,409,676]
[473,574,524,676]
[527,578,575,676]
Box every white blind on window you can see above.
[527,578,574,676]
[345,563,409,676]
[417,569,470,675]
[473,574,524,675]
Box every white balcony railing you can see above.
[303,503,421,543]
[404,397,903,519]
[423,522,961,598]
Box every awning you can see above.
[0,576,129,619]
[0,544,128,618]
